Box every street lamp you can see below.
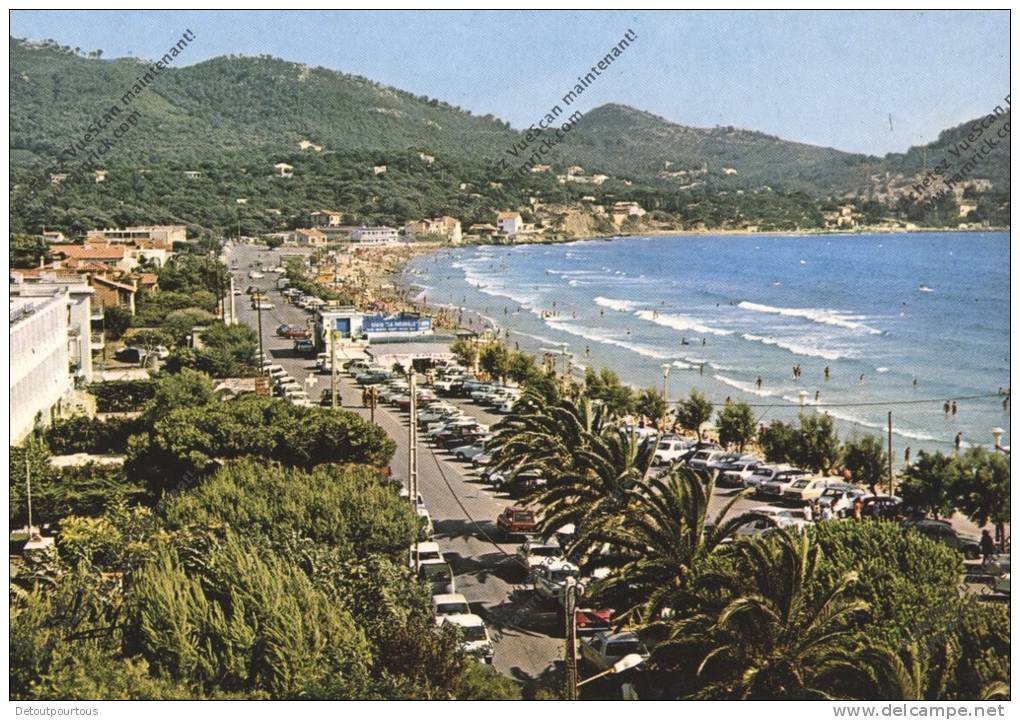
[560,342,569,377]
[661,363,671,400]
[992,427,1006,452]
[576,653,648,688]
[798,390,808,413]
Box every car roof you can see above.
[440,613,485,628]
[432,593,468,605]
[415,541,441,552]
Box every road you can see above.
[226,243,565,687]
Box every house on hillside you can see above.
[91,275,138,315]
[373,165,387,175]
[403,216,462,244]
[309,210,344,227]
[293,228,329,247]
[496,212,523,239]
[274,162,294,178]
[352,226,399,245]
[50,244,133,272]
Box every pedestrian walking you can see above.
[852,497,864,522]
[951,400,958,416]
[756,376,763,390]
[980,529,996,564]
[824,366,830,380]
[904,446,911,464]
[944,400,951,415]
[815,390,820,402]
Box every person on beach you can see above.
[913,378,918,388]
[955,432,963,453]
[944,400,951,415]
[815,390,820,402]
[904,446,911,464]
[951,400,958,416]
[699,364,704,376]
[824,366,830,380]
[858,374,865,385]
[756,376,763,390]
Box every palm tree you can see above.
[575,465,753,625]
[667,529,870,699]
[834,640,958,700]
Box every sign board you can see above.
[332,317,352,336]
[255,376,271,397]
[362,314,432,334]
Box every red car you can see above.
[496,506,538,539]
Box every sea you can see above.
[403,232,1010,459]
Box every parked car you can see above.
[735,506,812,537]
[819,486,868,516]
[410,541,444,567]
[860,495,904,521]
[718,461,762,487]
[432,593,471,619]
[418,559,455,595]
[452,439,490,462]
[687,449,727,472]
[580,631,650,672]
[496,506,538,540]
[902,519,981,559]
[114,346,147,364]
[758,469,811,499]
[293,339,315,354]
[516,538,563,573]
[471,452,493,468]
[532,559,581,601]
[654,439,693,466]
[275,324,309,339]
[782,476,845,504]
[438,614,494,663]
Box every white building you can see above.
[10,276,96,443]
[496,212,523,238]
[351,226,400,245]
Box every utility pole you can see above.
[564,578,580,700]
[887,411,894,496]
[26,454,33,536]
[228,275,236,325]
[409,369,419,571]
[255,298,265,373]
[330,328,339,409]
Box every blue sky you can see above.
[10,10,1009,155]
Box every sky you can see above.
[9,9,1010,156]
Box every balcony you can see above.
[91,333,105,350]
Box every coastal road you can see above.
[226,243,565,687]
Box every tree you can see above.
[583,367,634,417]
[952,447,1011,549]
[716,401,756,451]
[792,413,840,474]
[676,390,713,442]
[129,328,171,368]
[842,434,889,495]
[759,420,797,464]
[580,466,752,624]
[10,234,50,268]
[449,338,478,369]
[478,342,510,383]
[672,530,870,699]
[143,368,215,425]
[506,351,536,385]
[899,450,956,519]
[103,306,132,340]
[162,308,217,346]
[633,388,667,423]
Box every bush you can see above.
[89,380,156,413]
[45,414,142,455]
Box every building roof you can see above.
[51,244,126,260]
[295,228,327,238]
[91,275,137,292]
[496,212,522,221]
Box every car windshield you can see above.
[421,565,451,581]
[514,512,534,523]
[461,626,488,643]
[791,479,810,488]
[606,641,646,657]
[436,602,470,616]
[418,550,441,561]
[531,546,560,557]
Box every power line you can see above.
[727,393,1003,410]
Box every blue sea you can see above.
[404,232,1010,457]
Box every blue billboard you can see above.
[362,314,432,334]
[332,317,352,336]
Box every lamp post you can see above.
[560,343,569,377]
[798,390,808,414]
[661,363,671,428]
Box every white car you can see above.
[410,541,443,567]
[735,506,812,537]
[438,613,494,662]
[416,507,434,539]
[688,449,726,471]
[744,464,793,490]
[248,271,264,279]
[254,301,275,310]
[532,559,580,601]
[719,461,761,487]
[758,469,811,499]
[399,488,427,511]
[452,439,489,462]
[653,439,692,466]
[580,631,650,672]
[432,593,471,619]
[516,538,564,573]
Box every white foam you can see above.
[822,408,937,442]
[741,333,847,361]
[714,374,774,398]
[738,301,881,335]
[876,367,890,373]
[545,320,673,360]
[634,310,733,336]
[595,296,645,312]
